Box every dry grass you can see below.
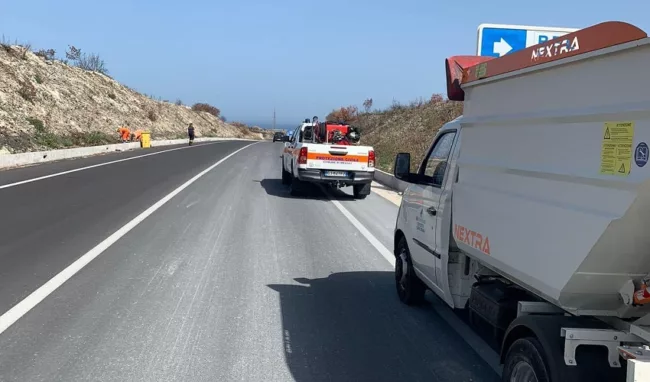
[356,95,463,172]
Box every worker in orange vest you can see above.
[132,129,144,142]
[117,123,131,143]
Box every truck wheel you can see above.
[502,337,550,382]
[395,237,425,305]
[281,165,291,185]
[290,177,303,196]
[353,183,371,199]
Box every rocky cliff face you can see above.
[0,44,265,154]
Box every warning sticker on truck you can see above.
[600,121,634,176]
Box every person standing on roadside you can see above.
[187,121,195,146]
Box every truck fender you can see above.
[501,314,616,381]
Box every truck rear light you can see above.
[368,150,375,168]
[298,147,308,165]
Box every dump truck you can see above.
[391,21,650,381]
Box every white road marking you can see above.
[329,197,503,377]
[0,141,227,190]
[329,199,395,266]
[0,142,259,336]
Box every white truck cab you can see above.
[392,21,650,382]
[393,117,464,308]
[281,121,375,198]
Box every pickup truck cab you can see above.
[281,122,375,198]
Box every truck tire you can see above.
[290,177,303,196]
[395,236,426,305]
[353,183,371,199]
[281,164,291,185]
[502,337,550,382]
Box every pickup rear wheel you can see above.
[395,237,425,305]
[502,337,549,382]
[353,183,371,199]
[281,162,291,185]
[290,177,303,196]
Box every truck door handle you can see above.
[427,207,437,216]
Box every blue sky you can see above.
[1,1,648,126]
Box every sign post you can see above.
[477,23,578,57]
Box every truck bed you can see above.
[452,28,650,318]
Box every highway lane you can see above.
[0,141,499,381]
[0,141,220,187]
[0,140,251,315]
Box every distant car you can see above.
[272,132,285,142]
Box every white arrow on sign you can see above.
[493,38,513,57]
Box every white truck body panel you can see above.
[451,38,650,318]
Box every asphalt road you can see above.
[0,141,500,382]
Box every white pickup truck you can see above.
[281,122,375,198]
[392,21,650,382]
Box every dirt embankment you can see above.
[0,44,269,154]
[356,98,463,172]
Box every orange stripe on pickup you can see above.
[307,153,368,163]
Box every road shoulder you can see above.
[371,181,402,206]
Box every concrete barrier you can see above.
[0,143,141,169]
[0,137,262,170]
[373,169,409,193]
[148,137,259,147]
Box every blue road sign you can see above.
[477,24,578,58]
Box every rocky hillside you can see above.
[328,96,463,172]
[0,44,268,154]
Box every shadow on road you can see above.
[267,271,500,382]
[256,178,357,201]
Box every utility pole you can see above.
[272,108,276,131]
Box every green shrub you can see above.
[26,117,45,133]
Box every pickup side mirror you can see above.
[394,153,412,181]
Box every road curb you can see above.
[0,137,261,170]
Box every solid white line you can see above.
[329,199,395,266]
[0,141,225,190]
[0,142,259,335]
[329,197,503,376]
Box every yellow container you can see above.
[141,132,151,148]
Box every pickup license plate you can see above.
[324,170,348,177]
